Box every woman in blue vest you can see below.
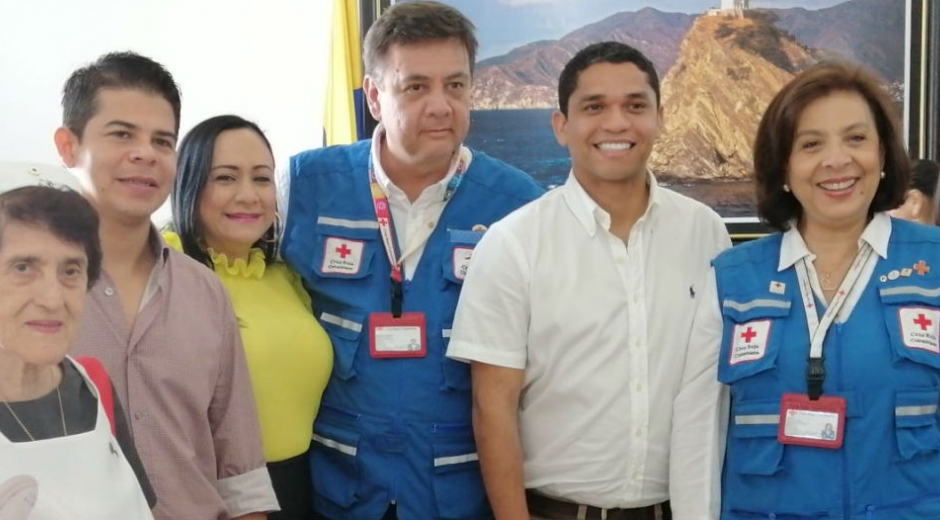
[698,61,940,518]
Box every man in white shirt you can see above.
[446,41,731,520]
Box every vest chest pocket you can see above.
[311,417,361,509]
[319,310,365,381]
[728,398,784,476]
[894,388,940,461]
[314,218,379,280]
[718,296,791,384]
[878,285,940,370]
[441,229,485,285]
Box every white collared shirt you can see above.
[778,212,891,320]
[447,172,731,516]
[368,124,473,280]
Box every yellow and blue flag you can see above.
[324,0,368,145]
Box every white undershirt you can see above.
[369,124,472,280]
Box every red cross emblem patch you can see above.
[322,237,365,275]
[729,320,772,365]
[899,307,940,353]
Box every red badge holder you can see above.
[778,392,846,449]
[368,312,427,359]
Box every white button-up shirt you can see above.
[447,172,731,518]
[368,125,472,280]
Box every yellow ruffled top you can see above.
[207,248,267,279]
[161,230,333,462]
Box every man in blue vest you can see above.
[279,2,544,519]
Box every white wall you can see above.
[0,0,331,223]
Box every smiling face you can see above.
[364,38,471,174]
[787,90,884,232]
[196,128,276,260]
[54,88,178,226]
[552,61,663,189]
[0,223,88,367]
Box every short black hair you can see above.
[910,158,940,198]
[754,61,909,231]
[557,41,661,116]
[0,186,102,288]
[62,51,182,138]
[172,115,277,268]
[363,0,478,78]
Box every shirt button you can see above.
[427,221,435,229]
[636,384,643,392]
[635,428,643,437]
[104,287,115,296]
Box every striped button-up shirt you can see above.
[71,230,278,520]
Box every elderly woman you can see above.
[0,186,154,519]
[691,61,940,519]
[168,115,333,520]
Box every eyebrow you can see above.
[400,71,470,83]
[4,255,86,266]
[104,120,178,141]
[210,164,274,172]
[577,92,652,104]
[795,122,871,138]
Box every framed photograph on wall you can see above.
[373,0,925,239]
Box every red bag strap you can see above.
[74,356,116,435]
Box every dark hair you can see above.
[754,61,909,231]
[910,158,940,197]
[912,159,940,225]
[363,0,478,78]
[557,41,661,116]
[0,186,101,288]
[172,115,277,268]
[62,51,182,138]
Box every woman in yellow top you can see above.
[168,115,332,520]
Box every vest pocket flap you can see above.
[430,437,490,519]
[721,297,792,323]
[314,220,378,279]
[878,284,940,306]
[311,420,361,508]
[729,400,784,476]
[447,228,485,246]
[319,311,364,380]
[731,399,780,439]
[895,389,940,460]
[316,217,380,240]
[880,299,940,369]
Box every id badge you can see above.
[369,312,427,359]
[778,393,846,449]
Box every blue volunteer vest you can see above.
[714,219,940,519]
[281,140,543,520]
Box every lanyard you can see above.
[793,243,875,399]
[367,152,467,316]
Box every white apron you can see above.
[0,357,154,520]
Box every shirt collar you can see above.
[562,170,661,237]
[778,212,892,271]
[148,226,171,264]
[369,123,472,202]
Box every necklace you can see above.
[1,387,68,441]
[819,269,839,291]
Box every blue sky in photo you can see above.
[436,0,853,59]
